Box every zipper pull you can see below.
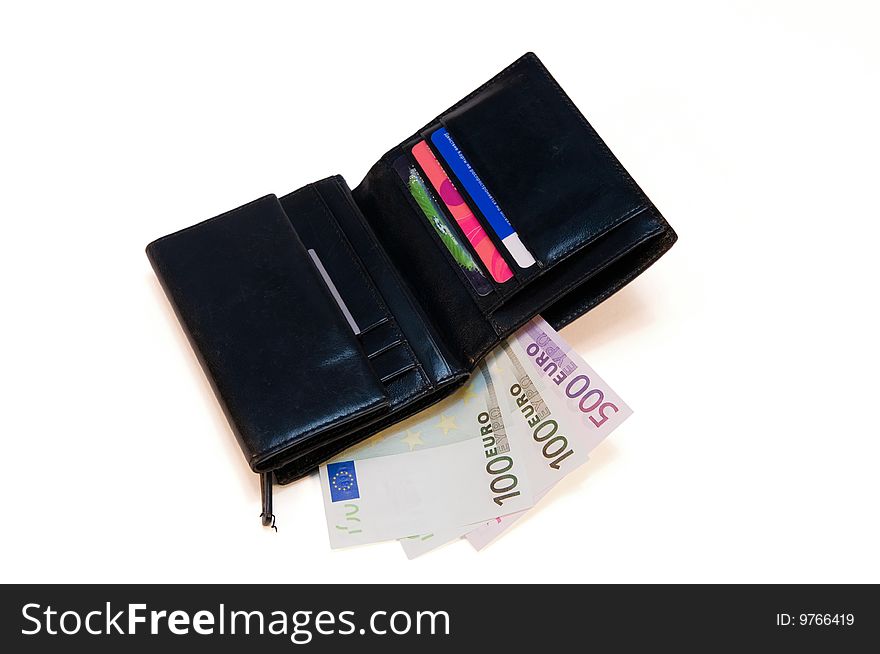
[259,472,276,531]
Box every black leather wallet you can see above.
[147,53,676,523]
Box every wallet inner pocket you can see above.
[403,134,524,292]
[328,175,469,387]
[280,181,430,392]
[387,150,508,310]
[354,160,501,368]
[416,123,536,284]
[438,53,649,272]
[490,206,666,332]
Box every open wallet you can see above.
[146,52,677,525]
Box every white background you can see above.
[2,1,878,583]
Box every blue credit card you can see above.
[430,128,536,269]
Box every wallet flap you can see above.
[439,52,650,272]
[146,195,389,472]
[355,52,676,366]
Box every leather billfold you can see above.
[147,53,677,524]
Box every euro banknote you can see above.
[319,352,536,549]
[402,316,632,555]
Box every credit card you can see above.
[411,140,513,283]
[430,127,537,269]
[392,155,493,296]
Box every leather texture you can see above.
[145,195,391,473]
[146,52,677,487]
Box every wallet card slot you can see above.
[404,134,522,293]
[381,365,418,384]
[358,316,389,335]
[359,320,401,359]
[312,177,451,394]
[437,53,650,272]
[330,177,466,386]
[371,343,419,383]
[386,150,505,312]
[367,338,403,360]
[354,160,501,367]
[416,125,530,286]
[281,183,429,396]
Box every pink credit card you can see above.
[411,140,513,283]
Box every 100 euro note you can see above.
[319,353,536,549]
[402,316,633,556]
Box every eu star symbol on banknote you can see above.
[327,461,360,503]
[437,415,457,435]
[401,430,424,450]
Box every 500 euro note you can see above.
[403,316,632,556]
